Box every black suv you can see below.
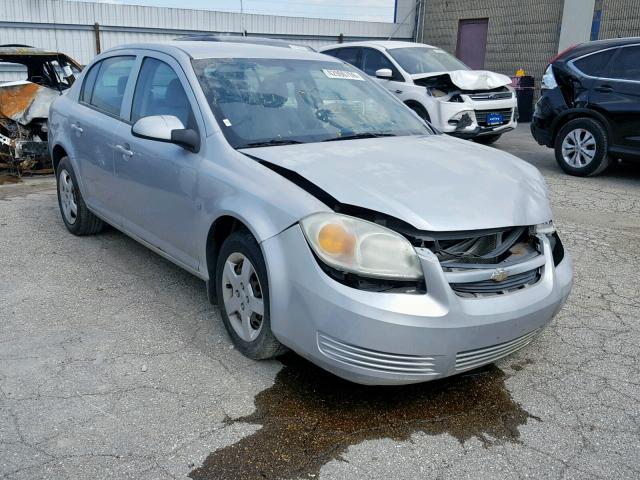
[531,37,640,176]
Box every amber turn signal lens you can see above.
[318,223,355,256]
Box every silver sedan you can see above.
[48,40,572,385]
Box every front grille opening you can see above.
[451,269,542,297]
[415,226,544,298]
[427,227,539,268]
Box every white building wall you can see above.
[0,0,416,73]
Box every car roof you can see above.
[0,45,66,56]
[108,40,337,62]
[319,40,436,51]
[174,34,315,51]
[561,36,640,61]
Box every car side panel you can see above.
[192,142,332,279]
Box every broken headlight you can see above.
[300,213,423,281]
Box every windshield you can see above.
[192,57,433,148]
[388,47,469,75]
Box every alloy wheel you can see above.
[561,128,596,167]
[221,252,265,342]
[58,169,78,225]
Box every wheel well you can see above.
[205,215,249,304]
[552,111,610,144]
[51,145,67,173]
[404,100,430,121]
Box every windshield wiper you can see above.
[322,133,397,142]
[237,139,304,148]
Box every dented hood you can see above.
[241,135,552,232]
[411,69,512,90]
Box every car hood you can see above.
[411,70,512,90]
[241,135,552,232]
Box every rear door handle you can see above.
[594,85,613,93]
[114,144,134,158]
[394,89,403,94]
[71,123,83,134]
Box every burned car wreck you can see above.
[0,45,81,173]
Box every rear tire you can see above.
[554,118,609,177]
[215,230,287,360]
[474,134,502,145]
[56,157,104,235]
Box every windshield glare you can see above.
[192,58,432,148]
[389,47,469,75]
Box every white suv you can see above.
[320,41,518,144]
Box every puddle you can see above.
[190,354,537,480]
[0,174,22,185]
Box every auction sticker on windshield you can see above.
[322,69,364,81]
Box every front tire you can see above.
[474,134,502,145]
[215,230,286,360]
[56,157,104,235]
[554,118,609,177]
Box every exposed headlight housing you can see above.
[300,213,423,281]
[532,221,565,266]
[533,220,556,235]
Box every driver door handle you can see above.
[71,123,83,134]
[114,144,134,158]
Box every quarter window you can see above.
[573,49,614,77]
[88,56,135,116]
[609,46,640,81]
[131,57,194,127]
[80,61,100,103]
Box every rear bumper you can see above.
[263,225,573,385]
[531,88,569,147]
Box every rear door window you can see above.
[573,49,615,77]
[608,46,640,81]
[88,56,135,117]
[325,47,362,69]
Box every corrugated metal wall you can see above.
[418,0,565,94]
[0,0,415,80]
[599,0,640,39]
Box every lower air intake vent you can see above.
[317,333,438,376]
[455,329,541,371]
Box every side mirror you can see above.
[131,115,200,153]
[375,68,393,79]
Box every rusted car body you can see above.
[0,46,82,173]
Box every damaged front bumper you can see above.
[263,224,572,385]
[431,95,518,139]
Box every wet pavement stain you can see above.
[0,174,22,185]
[190,354,538,480]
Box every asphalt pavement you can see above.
[1,124,639,479]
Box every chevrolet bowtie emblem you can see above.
[490,269,509,282]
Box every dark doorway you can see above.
[456,18,489,69]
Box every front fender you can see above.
[194,148,332,277]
